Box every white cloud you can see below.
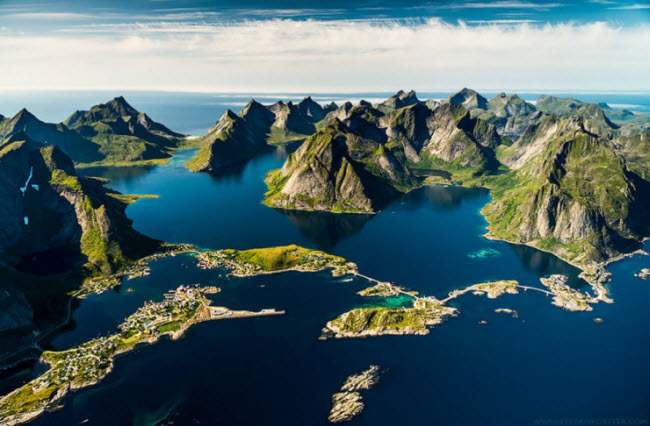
[432,1,564,9]
[0,19,648,92]
[466,19,541,23]
[609,4,650,9]
[3,12,94,19]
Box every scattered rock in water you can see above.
[478,320,488,325]
[593,317,604,323]
[329,392,364,423]
[494,308,519,318]
[467,248,501,259]
[634,268,650,280]
[328,365,381,423]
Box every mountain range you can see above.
[256,89,650,268]
[0,97,185,167]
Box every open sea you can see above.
[1,91,649,425]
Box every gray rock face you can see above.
[265,119,418,213]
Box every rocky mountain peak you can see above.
[447,88,488,110]
[297,96,326,121]
[105,96,139,117]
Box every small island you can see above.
[357,282,417,298]
[0,285,284,426]
[539,275,595,312]
[323,281,522,339]
[494,308,519,318]
[323,277,600,339]
[634,268,650,280]
[195,244,357,277]
[328,365,382,423]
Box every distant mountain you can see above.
[375,89,422,113]
[264,97,505,213]
[187,97,338,172]
[0,133,159,275]
[63,96,185,165]
[262,89,650,269]
[386,102,502,172]
[487,93,536,118]
[0,97,185,166]
[445,88,488,110]
[535,95,619,130]
[0,109,102,163]
[186,101,276,172]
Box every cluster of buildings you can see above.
[33,337,117,390]
[32,285,208,393]
[119,285,205,334]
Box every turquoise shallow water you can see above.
[1,92,649,425]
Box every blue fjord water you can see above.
[2,92,650,425]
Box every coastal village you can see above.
[0,284,283,426]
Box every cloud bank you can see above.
[1,19,648,92]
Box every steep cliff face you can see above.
[264,122,418,213]
[483,117,650,265]
[186,101,276,172]
[0,134,159,275]
[614,130,650,180]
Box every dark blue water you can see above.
[2,92,650,425]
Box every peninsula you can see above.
[0,285,284,426]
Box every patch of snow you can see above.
[20,166,33,195]
[24,216,29,225]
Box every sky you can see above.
[0,0,649,93]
